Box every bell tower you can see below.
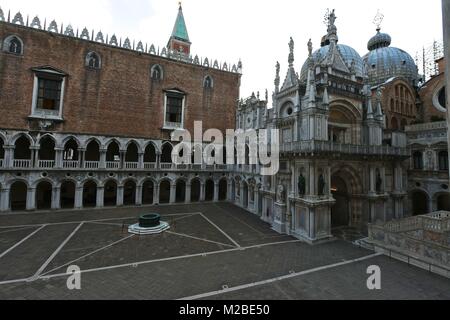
[167,3,191,55]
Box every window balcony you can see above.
[38,160,55,169]
[160,163,174,170]
[14,159,32,168]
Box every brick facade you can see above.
[0,22,240,140]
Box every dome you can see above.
[300,44,365,82]
[363,31,418,86]
[367,30,392,50]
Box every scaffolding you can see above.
[415,40,444,83]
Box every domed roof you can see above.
[300,43,365,82]
[363,30,418,86]
[367,30,392,50]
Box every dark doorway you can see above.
[36,181,52,210]
[142,180,154,205]
[10,181,27,211]
[176,180,186,203]
[83,181,97,208]
[104,180,118,207]
[411,191,428,216]
[331,176,350,228]
[191,179,201,202]
[242,181,248,208]
[123,181,136,206]
[159,180,171,204]
[205,180,214,201]
[437,194,450,211]
[219,179,228,201]
[60,181,75,209]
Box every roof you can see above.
[171,5,190,43]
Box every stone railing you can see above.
[381,212,450,234]
[63,160,79,169]
[84,161,99,169]
[38,160,55,169]
[13,159,31,168]
[280,140,410,157]
[0,7,241,74]
[405,121,447,133]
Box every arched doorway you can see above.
[125,143,139,164]
[205,180,214,201]
[39,136,56,165]
[10,181,27,211]
[123,180,136,206]
[14,136,31,162]
[437,194,450,211]
[60,181,75,209]
[411,190,428,216]
[161,143,173,164]
[83,181,97,208]
[36,181,53,210]
[159,180,171,204]
[191,179,201,202]
[106,141,121,164]
[144,144,157,166]
[331,176,350,228]
[104,180,118,207]
[176,180,186,203]
[85,140,100,161]
[219,179,228,201]
[142,180,154,205]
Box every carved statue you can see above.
[318,174,326,196]
[277,184,285,203]
[376,173,383,193]
[276,61,280,77]
[329,9,336,27]
[307,38,313,57]
[298,174,306,196]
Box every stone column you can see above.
[254,188,260,214]
[79,150,85,169]
[156,153,161,170]
[227,181,233,201]
[240,182,244,207]
[213,181,219,202]
[153,183,160,205]
[1,188,10,212]
[394,164,403,192]
[369,166,376,195]
[120,151,126,169]
[309,164,315,196]
[75,186,83,209]
[135,185,143,206]
[200,183,206,202]
[96,186,104,208]
[99,149,107,169]
[117,186,124,206]
[26,187,36,211]
[55,148,64,169]
[185,183,191,204]
[138,153,144,170]
[4,146,14,168]
[52,187,61,210]
[170,183,176,204]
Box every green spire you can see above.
[171,4,190,42]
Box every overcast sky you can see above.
[1,0,444,98]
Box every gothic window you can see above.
[85,52,101,69]
[203,76,213,89]
[164,90,185,129]
[151,65,163,81]
[439,151,448,171]
[413,151,423,170]
[30,67,67,120]
[2,35,23,55]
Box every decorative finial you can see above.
[178,1,182,9]
[288,37,294,66]
[324,9,336,28]
[373,10,384,32]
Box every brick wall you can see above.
[0,22,240,140]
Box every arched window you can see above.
[151,65,163,81]
[85,52,101,69]
[203,76,213,89]
[413,151,423,170]
[3,35,23,55]
[439,151,449,171]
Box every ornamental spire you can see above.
[288,37,295,67]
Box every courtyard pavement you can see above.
[0,202,449,300]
